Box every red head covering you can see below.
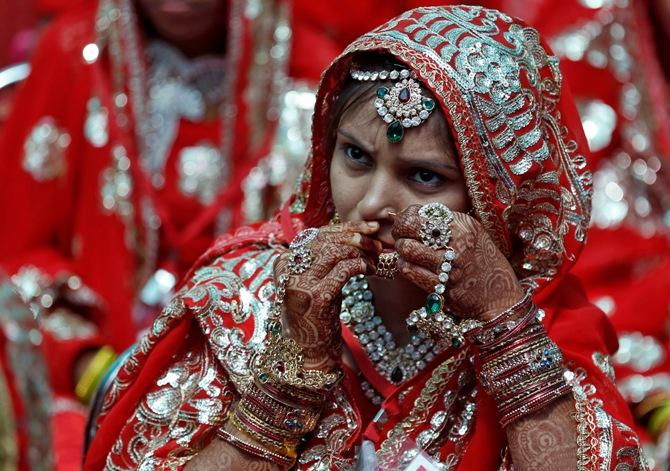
[86,7,640,471]
[291,5,592,293]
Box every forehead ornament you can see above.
[350,68,436,143]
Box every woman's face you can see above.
[137,0,227,47]
[330,86,470,249]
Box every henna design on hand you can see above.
[506,396,577,471]
[184,424,285,471]
[392,205,524,321]
[274,222,380,369]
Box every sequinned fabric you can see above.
[85,6,644,470]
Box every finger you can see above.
[320,220,380,235]
[309,244,363,277]
[395,238,442,273]
[317,231,382,254]
[273,250,291,278]
[397,258,437,293]
[320,257,370,293]
[391,205,423,241]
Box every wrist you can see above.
[479,286,525,322]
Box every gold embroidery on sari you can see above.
[298,386,358,470]
[377,348,468,468]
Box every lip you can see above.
[159,0,196,15]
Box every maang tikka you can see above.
[350,68,436,143]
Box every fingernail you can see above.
[365,221,379,229]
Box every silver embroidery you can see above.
[177,143,227,205]
[100,145,133,218]
[185,250,278,393]
[596,406,614,471]
[142,40,226,183]
[41,308,97,341]
[22,117,70,181]
[0,282,53,470]
[105,341,230,470]
[592,351,616,382]
[84,97,109,148]
[298,386,358,471]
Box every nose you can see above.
[356,169,397,222]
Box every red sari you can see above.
[85,6,644,470]
[0,0,289,397]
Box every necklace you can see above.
[340,275,442,385]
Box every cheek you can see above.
[441,183,470,213]
[329,157,364,218]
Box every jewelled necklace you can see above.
[340,275,442,385]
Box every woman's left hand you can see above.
[392,204,524,321]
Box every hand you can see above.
[392,205,524,321]
[273,221,381,370]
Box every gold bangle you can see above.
[75,346,117,404]
[229,410,297,458]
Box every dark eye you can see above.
[410,168,444,186]
[343,144,371,166]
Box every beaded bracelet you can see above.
[499,375,572,427]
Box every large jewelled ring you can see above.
[375,252,399,279]
[418,203,454,250]
[288,228,319,274]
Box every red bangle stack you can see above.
[477,299,571,427]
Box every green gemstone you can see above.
[258,372,269,383]
[267,320,281,334]
[425,293,443,315]
[387,121,404,143]
[452,338,462,348]
[423,97,436,111]
[377,86,389,98]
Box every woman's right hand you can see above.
[273,221,381,371]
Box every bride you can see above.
[85,5,644,470]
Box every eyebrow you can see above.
[337,128,373,154]
[337,128,460,172]
[396,155,460,172]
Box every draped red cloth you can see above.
[0,0,285,397]
[86,5,644,470]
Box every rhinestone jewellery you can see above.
[350,68,436,143]
[340,275,443,385]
